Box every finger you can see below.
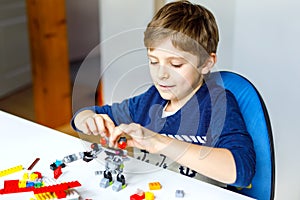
[81,123,91,135]
[119,123,144,139]
[86,117,98,135]
[110,125,125,147]
[126,139,135,148]
[93,115,106,137]
[102,114,115,136]
[126,139,145,150]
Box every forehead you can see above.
[147,38,198,62]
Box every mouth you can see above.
[157,83,175,90]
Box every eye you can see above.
[149,59,159,65]
[171,63,183,68]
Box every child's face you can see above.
[148,38,206,107]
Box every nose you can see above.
[157,64,169,79]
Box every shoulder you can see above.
[196,78,238,106]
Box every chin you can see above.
[158,92,174,101]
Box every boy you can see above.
[72,0,255,188]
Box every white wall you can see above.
[99,0,154,104]
[0,0,31,98]
[193,0,300,199]
[232,1,300,199]
[66,0,100,61]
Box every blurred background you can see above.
[0,0,101,136]
[0,0,299,199]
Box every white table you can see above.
[0,110,254,200]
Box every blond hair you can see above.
[144,0,219,63]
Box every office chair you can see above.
[210,71,275,200]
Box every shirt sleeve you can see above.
[206,90,256,187]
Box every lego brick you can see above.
[27,181,35,188]
[33,181,81,194]
[148,182,162,190]
[1,179,33,194]
[30,173,38,181]
[112,181,126,192]
[5,180,19,189]
[0,178,80,195]
[27,158,40,170]
[54,166,63,179]
[55,190,67,198]
[23,172,29,180]
[99,178,111,188]
[145,191,155,200]
[0,165,23,177]
[175,190,185,198]
[33,172,43,179]
[130,193,144,200]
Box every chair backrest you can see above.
[210,71,275,200]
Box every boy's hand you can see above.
[74,110,115,138]
[110,123,171,154]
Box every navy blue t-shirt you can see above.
[71,78,255,187]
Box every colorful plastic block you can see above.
[112,181,126,192]
[55,190,67,198]
[145,191,155,200]
[117,137,127,149]
[30,173,38,181]
[175,190,185,198]
[99,178,111,188]
[27,181,35,188]
[34,192,56,200]
[18,180,27,188]
[54,166,63,179]
[148,182,161,190]
[130,193,144,200]
[23,172,29,180]
[130,190,145,200]
[34,171,43,179]
[0,178,81,195]
[0,165,23,177]
[27,158,40,170]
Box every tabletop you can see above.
[0,110,254,200]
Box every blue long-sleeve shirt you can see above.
[71,78,255,187]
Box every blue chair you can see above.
[210,71,275,200]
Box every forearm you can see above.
[156,135,237,184]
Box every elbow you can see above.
[230,150,256,188]
[231,167,255,188]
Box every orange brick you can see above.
[148,182,161,190]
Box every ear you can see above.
[201,53,217,75]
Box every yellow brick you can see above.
[18,180,27,188]
[145,191,155,200]
[0,165,23,177]
[30,173,38,181]
[35,194,43,200]
[23,172,29,180]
